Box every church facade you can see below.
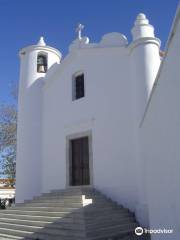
[16,6,180,240]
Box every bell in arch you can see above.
[38,65,45,73]
[37,54,47,73]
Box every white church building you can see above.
[16,5,180,240]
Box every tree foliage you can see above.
[0,84,17,182]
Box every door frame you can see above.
[66,130,93,187]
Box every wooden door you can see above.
[70,137,90,186]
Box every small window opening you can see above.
[37,54,47,73]
[73,73,85,100]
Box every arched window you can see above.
[37,54,47,73]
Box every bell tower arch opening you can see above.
[37,53,48,73]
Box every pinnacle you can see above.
[37,36,46,46]
[136,13,146,20]
[134,12,149,25]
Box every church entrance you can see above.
[70,136,90,186]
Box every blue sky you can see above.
[0,0,179,104]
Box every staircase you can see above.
[0,187,150,240]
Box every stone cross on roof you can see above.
[76,23,84,40]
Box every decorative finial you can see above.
[132,12,155,41]
[37,36,46,46]
[134,13,149,26]
[76,23,84,40]
[136,13,146,20]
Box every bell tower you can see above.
[130,13,161,123]
[16,37,62,203]
[129,14,161,226]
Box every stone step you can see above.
[0,208,130,218]
[42,191,101,197]
[25,198,115,205]
[0,210,80,218]
[12,205,121,211]
[34,191,107,197]
[50,187,97,194]
[16,202,116,208]
[35,194,83,199]
[0,212,83,222]
[84,211,134,223]
[86,216,136,230]
[18,202,83,208]
[0,228,85,240]
[0,210,77,217]
[0,217,84,230]
[0,212,133,222]
[87,228,135,240]
[11,206,80,212]
[83,205,125,212]
[18,209,129,218]
[32,196,107,202]
[0,187,143,240]
[84,211,131,219]
[0,228,34,238]
[0,212,134,230]
[87,222,138,237]
[0,215,135,230]
[25,198,83,204]
[0,233,23,239]
[0,222,85,237]
[38,194,111,200]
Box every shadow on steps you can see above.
[0,188,150,240]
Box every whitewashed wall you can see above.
[16,14,162,229]
[42,45,138,211]
[41,15,160,222]
[16,43,61,203]
[140,11,180,240]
